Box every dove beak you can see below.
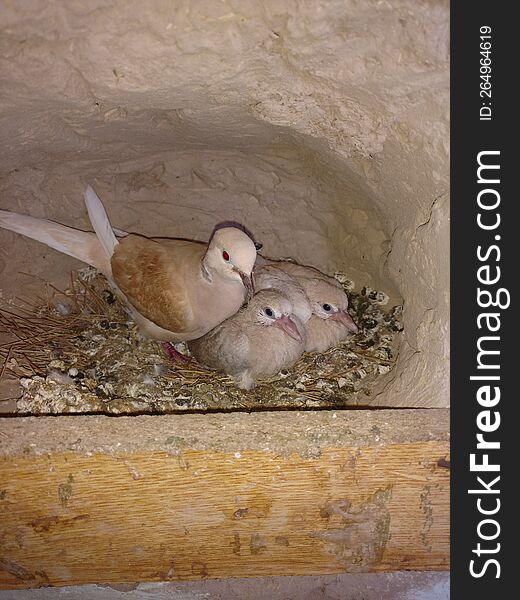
[275,315,302,341]
[331,309,359,333]
[236,269,254,300]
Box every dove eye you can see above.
[264,308,274,318]
[322,303,332,312]
[222,250,230,262]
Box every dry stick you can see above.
[81,280,108,313]
[21,352,44,375]
[1,306,80,376]
[15,295,38,309]
[5,304,62,327]
[0,278,104,381]
[0,315,30,341]
[77,279,98,311]
[349,348,395,365]
[69,272,81,313]
[0,305,37,322]
[0,345,12,381]
[0,322,20,339]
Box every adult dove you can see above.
[0,186,257,345]
[188,290,305,389]
[257,260,359,352]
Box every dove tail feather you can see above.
[84,185,118,258]
[113,227,129,238]
[0,209,111,273]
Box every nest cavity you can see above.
[0,267,403,414]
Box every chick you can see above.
[254,265,312,324]
[261,261,359,352]
[188,290,305,389]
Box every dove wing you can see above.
[111,234,205,334]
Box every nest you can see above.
[0,268,403,415]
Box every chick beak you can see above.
[331,309,359,333]
[275,315,302,341]
[236,269,254,300]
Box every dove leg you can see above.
[162,342,191,363]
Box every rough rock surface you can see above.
[0,0,449,408]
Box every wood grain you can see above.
[0,431,449,587]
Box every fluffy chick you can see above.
[263,261,359,352]
[188,290,305,389]
[254,265,312,324]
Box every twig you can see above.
[0,345,12,381]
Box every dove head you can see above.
[204,227,257,298]
[249,290,302,341]
[303,279,359,333]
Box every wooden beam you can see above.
[0,410,449,588]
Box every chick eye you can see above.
[222,250,230,261]
[322,303,332,312]
[264,308,274,318]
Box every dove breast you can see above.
[188,290,305,389]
